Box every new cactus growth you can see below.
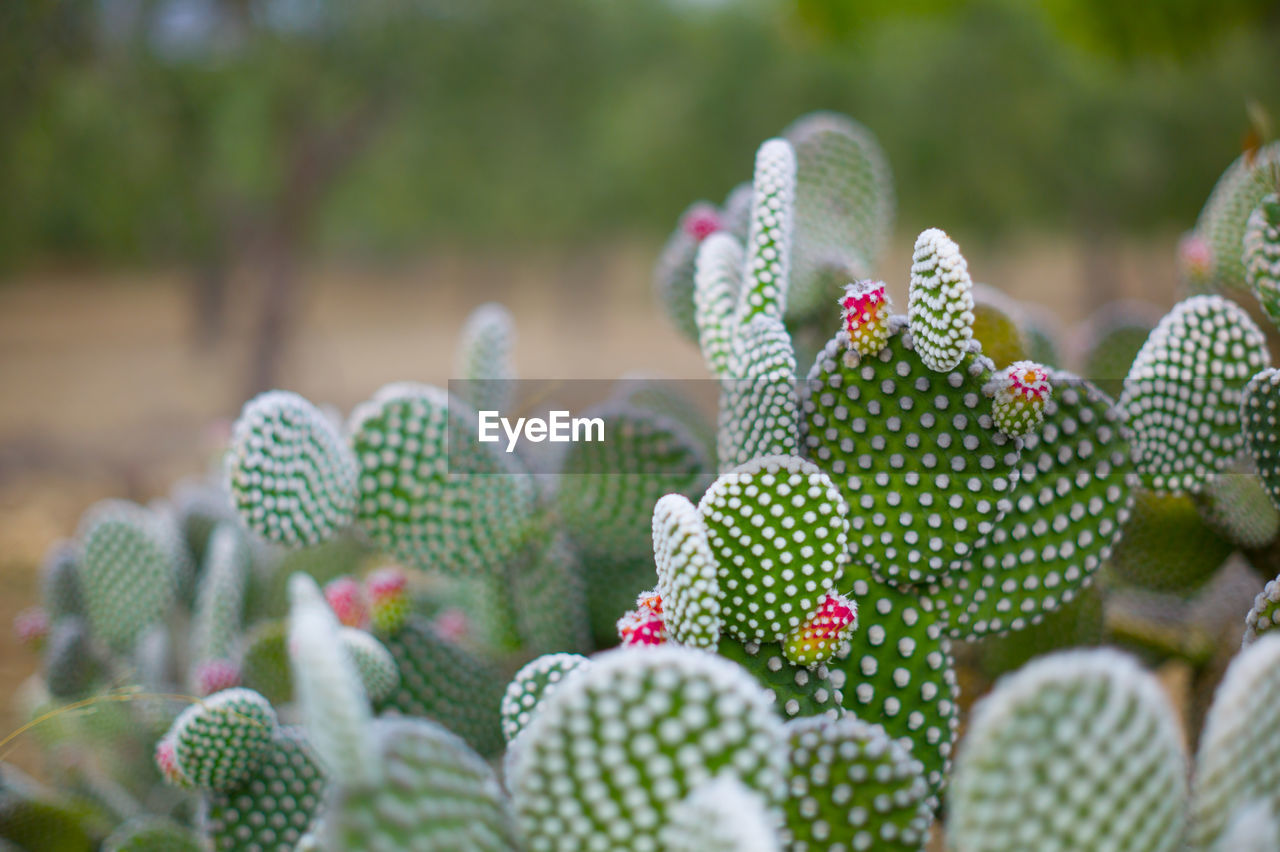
[840,280,892,357]
[907,228,976,373]
[167,688,279,791]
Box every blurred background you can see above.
[2,0,1279,744]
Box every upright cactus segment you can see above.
[948,649,1187,852]
[1190,141,1280,292]
[348,382,535,575]
[227,390,358,547]
[189,523,249,693]
[907,228,975,373]
[1121,295,1269,494]
[510,531,591,654]
[39,541,82,622]
[1245,194,1280,329]
[287,573,379,787]
[321,717,518,852]
[937,372,1135,638]
[652,494,721,649]
[783,111,894,322]
[1241,368,1280,510]
[782,715,932,851]
[77,500,178,651]
[500,653,590,743]
[698,455,849,645]
[803,326,1020,586]
[833,574,957,802]
[507,645,787,852]
[739,138,796,324]
[720,315,800,466]
[454,302,516,416]
[656,194,747,341]
[664,775,782,852]
[1244,575,1280,645]
[1190,634,1280,849]
[694,233,745,377]
[167,688,278,791]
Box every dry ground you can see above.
[0,234,1183,776]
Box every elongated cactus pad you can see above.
[168,688,278,791]
[1244,575,1280,645]
[739,138,796,325]
[985,361,1051,438]
[190,522,249,690]
[719,315,800,466]
[202,727,326,852]
[500,653,591,743]
[455,302,516,416]
[1241,368,1280,510]
[348,383,535,576]
[1245,193,1280,330]
[323,717,518,852]
[1121,295,1268,494]
[511,531,591,654]
[509,645,787,852]
[652,494,722,649]
[665,775,782,852]
[77,500,178,651]
[833,574,957,802]
[695,233,746,377]
[803,325,1019,586]
[784,112,894,322]
[936,372,1134,639]
[698,455,849,644]
[39,541,82,622]
[1191,634,1280,849]
[227,390,358,547]
[949,649,1186,852]
[908,228,976,373]
[1191,142,1280,291]
[783,715,932,851]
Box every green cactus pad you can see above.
[170,688,278,791]
[695,233,745,378]
[43,617,99,699]
[556,401,709,562]
[454,302,516,416]
[190,522,250,685]
[719,316,800,467]
[908,228,976,373]
[377,616,505,757]
[1103,489,1232,593]
[202,727,326,852]
[39,541,82,622]
[738,138,796,325]
[77,500,178,651]
[239,619,293,706]
[782,715,932,851]
[784,111,894,322]
[665,775,783,852]
[936,372,1135,639]
[970,297,1028,370]
[338,628,399,704]
[1190,634,1280,849]
[1192,142,1280,291]
[323,717,517,852]
[1121,295,1269,494]
[511,531,591,654]
[348,382,535,576]
[803,326,1019,586]
[658,193,748,343]
[1192,466,1280,550]
[832,574,957,803]
[717,639,843,719]
[509,645,786,852]
[1077,302,1160,395]
[1245,194,1280,330]
[698,455,849,644]
[1244,575,1280,645]
[102,817,203,852]
[652,493,722,650]
[949,649,1186,852]
[227,390,358,547]
[1242,368,1280,511]
[500,653,591,743]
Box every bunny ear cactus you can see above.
[507,645,787,852]
[1191,464,1280,550]
[1188,141,1280,292]
[782,715,932,851]
[226,390,358,547]
[948,649,1187,852]
[348,382,536,576]
[1121,295,1269,494]
[664,775,783,852]
[720,315,800,466]
[655,197,744,341]
[510,531,591,654]
[167,688,279,791]
[1245,193,1280,329]
[189,522,250,694]
[1244,574,1280,645]
[77,500,179,652]
[651,493,722,650]
[1241,368,1280,510]
[783,111,894,323]
[1190,634,1280,849]
[454,302,516,416]
[1103,490,1233,593]
[499,653,591,743]
[321,717,519,852]
[337,627,400,704]
[936,371,1135,638]
[907,228,977,373]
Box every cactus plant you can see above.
[1188,141,1280,292]
[1245,193,1280,330]
[1244,574,1280,645]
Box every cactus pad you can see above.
[719,315,800,466]
[455,302,516,417]
[907,228,976,373]
[169,688,278,791]
[782,715,932,851]
[717,638,844,718]
[1244,575,1280,645]
[948,649,1186,852]
[1121,295,1268,494]
[338,628,399,704]
[1192,141,1280,291]
[500,653,591,743]
[738,138,796,325]
[1241,368,1280,510]
[508,645,786,852]
[698,455,849,644]
[227,390,358,547]
[652,494,722,650]
[665,775,783,852]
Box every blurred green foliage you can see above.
[0,0,1278,270]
